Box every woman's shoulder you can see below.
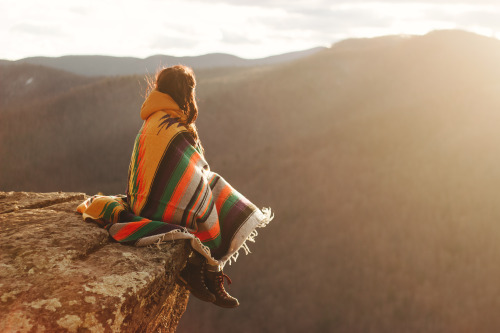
[144,111,190,136]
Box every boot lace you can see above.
[216,272,232,294]
[200,263,209,288]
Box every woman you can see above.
[77,65,273,308]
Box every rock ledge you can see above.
[0,192,191,333]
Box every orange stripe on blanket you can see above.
[208,173,217,183]
[215,185,232,215]
[136,135,148,189]
[134,121,152,210]
[113,219,150,241]
[136,155,147,205]
[76,200,90,214]
[194,221,220,242]
[185,181,206,227]
[196,186,214,223]
[161,154,201,221]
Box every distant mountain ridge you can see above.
[3,47,325,77]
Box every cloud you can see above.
[150,35,200,50]
[1,0,500,60]
[220,1,500,44]
[69,5,91,16]
[456,9,500,29]
[10,23,65,37]
[261,7,389,32]
[221,30,260,44]
[189,0,500,6]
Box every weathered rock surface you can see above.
[0,191,191,332]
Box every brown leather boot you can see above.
[205,270,240,308]
[177,254,216,303]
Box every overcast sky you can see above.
[2,0,500,60]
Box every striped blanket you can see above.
[77,90,272,266]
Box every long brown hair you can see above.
[149,65,203,153]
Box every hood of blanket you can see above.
[140,90,187,121]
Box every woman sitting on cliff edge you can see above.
[77,65,273,308]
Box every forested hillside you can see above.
[2,30,500,332]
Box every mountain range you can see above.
[2,29,500,332]
[1,47,325,77]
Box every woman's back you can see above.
[127,90,208,226]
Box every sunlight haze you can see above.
[1,0,500,60]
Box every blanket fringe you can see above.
[140,228,192,248]
[224,207,274,267]
[142,207,274,268]
[150,229,218,265]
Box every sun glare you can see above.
[1,0,499,59]
[331,2,500,40]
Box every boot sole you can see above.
[213,302,240,309]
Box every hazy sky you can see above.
[2,0,500,60]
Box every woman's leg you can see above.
[204,263,239,308]
[177,252,216,303]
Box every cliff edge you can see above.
[0,191,191,332]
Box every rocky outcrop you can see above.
[0,191,191,332]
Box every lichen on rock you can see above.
[0,191,191,333]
